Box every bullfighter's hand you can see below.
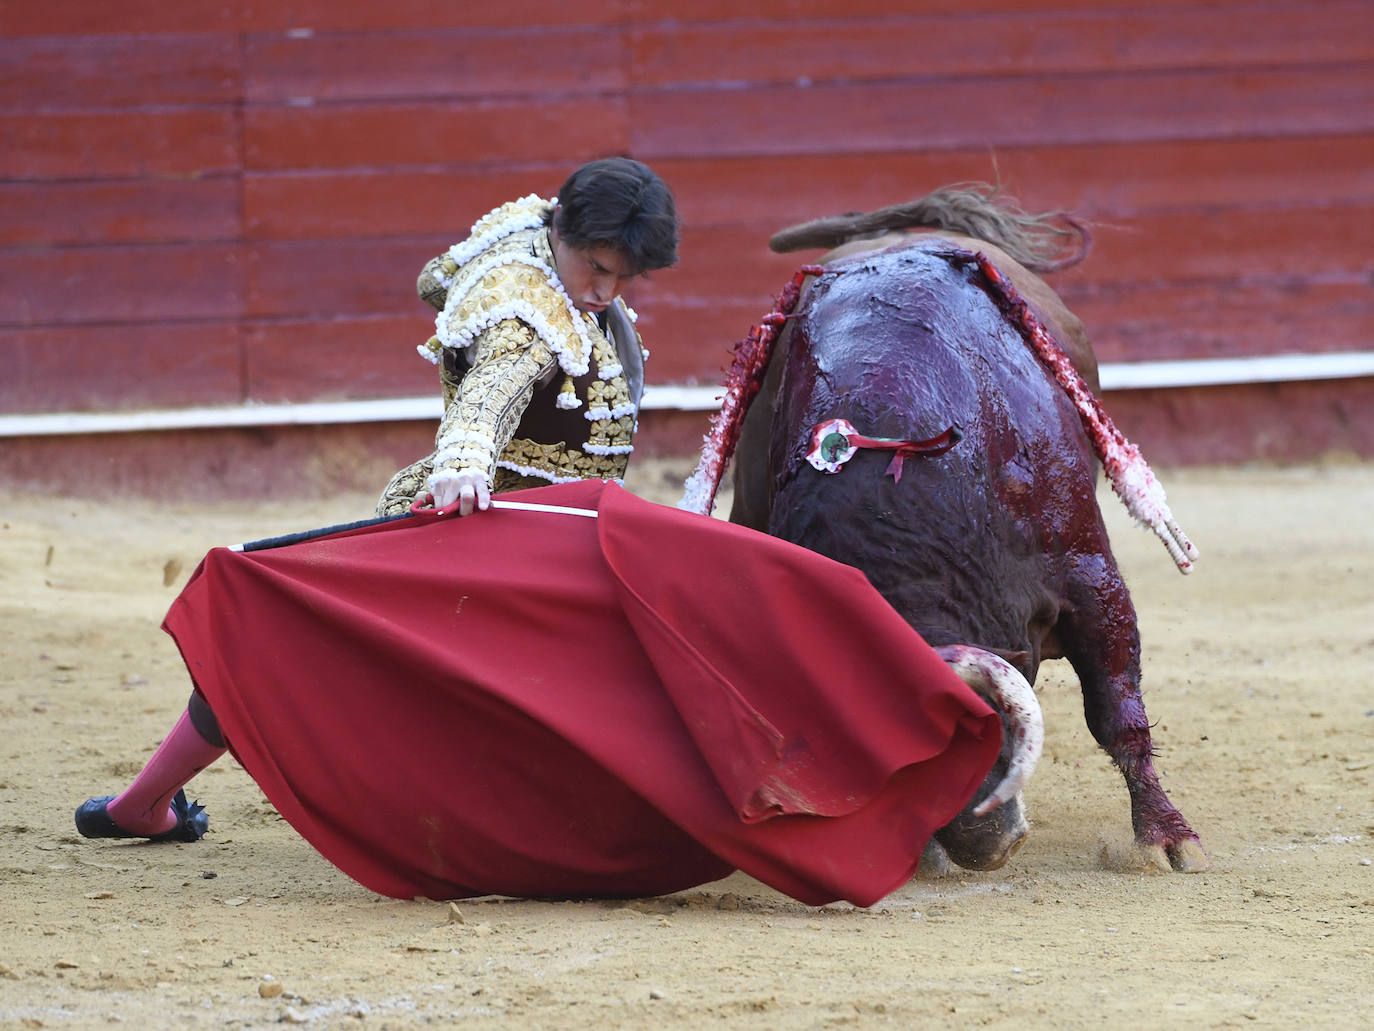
[429,469,491,516]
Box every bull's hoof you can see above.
[1167,837,1210,873]
[1098,834,1169,873]
[1098,833,1209,873]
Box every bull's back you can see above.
[808,230,1098,392]
[758,241,1102,656]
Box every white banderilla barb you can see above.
[936,644,1044,817]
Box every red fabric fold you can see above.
[162,480,1000,907]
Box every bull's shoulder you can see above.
[822,231,1099,393]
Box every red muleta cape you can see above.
[162,480,1000,907]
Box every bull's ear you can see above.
[989,648,1030,668]
[961,645,1029,669]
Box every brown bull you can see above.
[716,186,1206,873]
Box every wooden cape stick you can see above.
[230,499,598,553]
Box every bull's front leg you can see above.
[1059,550,1208,872]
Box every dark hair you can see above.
[551,158,679,273]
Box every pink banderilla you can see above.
[962,250,1200,574]
[680,265,824,517]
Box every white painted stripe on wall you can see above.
[1,352,1371,439]
[1096,352,1374,390]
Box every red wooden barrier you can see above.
[1,0,1370,490]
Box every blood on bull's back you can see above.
[763,239,1101,673]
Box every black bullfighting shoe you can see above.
[75,789,209,843]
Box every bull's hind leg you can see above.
[1059,551,1207,872]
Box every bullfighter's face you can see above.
[550,222,637,315]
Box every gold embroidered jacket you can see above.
[376,196,647,516]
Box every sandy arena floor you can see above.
[1,458,1371,1029]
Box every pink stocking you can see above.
[104,710,226,835]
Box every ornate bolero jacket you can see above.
[415,195,647,488]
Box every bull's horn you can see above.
[935,644,1044,817]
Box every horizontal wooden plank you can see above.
[629,5,1374,88]
[244,98,629,171]
[0,245,244,327]
[0,0,1328,36]
[237,135,1374,243]
[0,0,238,35]
[243,239,445,319]
[657,134,1374,228]
[244,27,625,103]
[243,315,437,402]
[628,298,799,385]
[1055,206,1374,289]
[0,323,243,412]
[0,110,238,180]
[0,422,436,501]
[1068,282,1374,364]
[1100,378,1374,466]
[629,236,799,313]
[639,208,1372,318]
[716,205,1374,299]
[631,66,1374,158]
[0,34,242,109]
[952,135,1374,217]
[242,168,563,241]
[620,0,1287,23]
[0,0,636,35]
[0,179,239,246]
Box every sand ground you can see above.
[1,457,1371,1029]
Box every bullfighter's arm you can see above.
[430,320,558,486]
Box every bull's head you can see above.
[930,645,1044,871]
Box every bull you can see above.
[690,186,1206,874]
